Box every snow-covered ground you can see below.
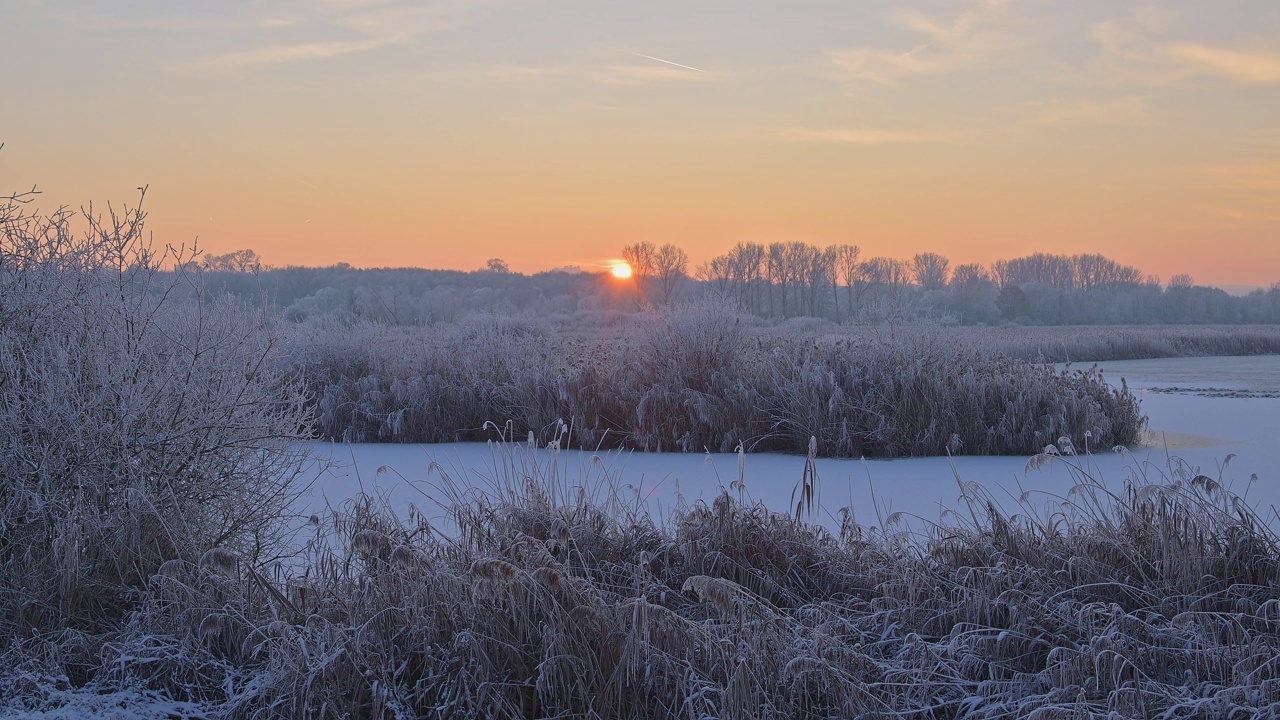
[297,355,1280,532]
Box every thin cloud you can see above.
[826,0,1020,86]
[1034,96,1149,126]
[776,128,958,145]
[71,14,235,32]
[196,38,396,70]
[477,65,562,82]
[193,0,517,72]
[1168,44,1280,86]
[1082,12,1280,88]
[592,64,716,86]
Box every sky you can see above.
[1,0,1278,287]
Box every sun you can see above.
[610,262,633,280]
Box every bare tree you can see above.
[859,257,911,318]
[861,256,908,286]
[202,248,264,273]
[911,252,951,291]
[997,253,1074,291]
[950,263,996,322]
[696,256,734,302]
[950,263,989,288]
[485,258,511,273]
[622,241,657,305]
[833,244,861,319]
[652,243,689,305]
[1072,253,1142,291]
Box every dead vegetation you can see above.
[0,186,312,655]
[7,442,1279,718]
[921,324,1280,363]
[3,177,1273,718]
[295,305,1147,457]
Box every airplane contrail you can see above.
[632,52,705,73]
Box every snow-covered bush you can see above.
[0,187,311,639]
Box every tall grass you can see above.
[292,303,1145,457]
[890,324,1280,363]
[11,441,1279,718]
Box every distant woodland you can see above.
[196,243,1280,327]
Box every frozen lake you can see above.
[297,354,1280,532]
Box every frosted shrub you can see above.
[0,189,311,638]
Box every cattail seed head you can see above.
[533,566,563,591]
[157,559,186,578]
[198,614,226,638]
[352,530,391,557]
[471,557,517,580]
[200,548,239,575]
[390,544,418,567]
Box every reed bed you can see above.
[907,324,1280,363]
[291,305,1145,457]
[8,442,1279,718]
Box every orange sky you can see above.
[2,1,1278,287]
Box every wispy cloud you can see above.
[775,128,958,145]
[827,0,1020,86]
[1033,96,1149,126]
[386,58,709,87]
[476,65,562,82]
[196,38,397,70]
[193,0,517,71]
[592,64,715,86]
[72,14,235,32]
[1084,12,1280,88]
[1167,44,1280,86]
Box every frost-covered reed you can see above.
[292,303,1145,456]
[912,323,1280,363]
[12,441,1278,718]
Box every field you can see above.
[3,194,1280,717]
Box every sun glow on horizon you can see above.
[610,262,633,280]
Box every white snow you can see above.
[0,682,209,720]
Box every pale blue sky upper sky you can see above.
[1,0,1277,285]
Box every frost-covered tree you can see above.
[652,243,689,305]
[0,182,312,636]
[202,247,264,273]
[833,244,862,319]
[911,252,951,291]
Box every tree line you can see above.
[194,243,1280,326]
[692,242,1278,325]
